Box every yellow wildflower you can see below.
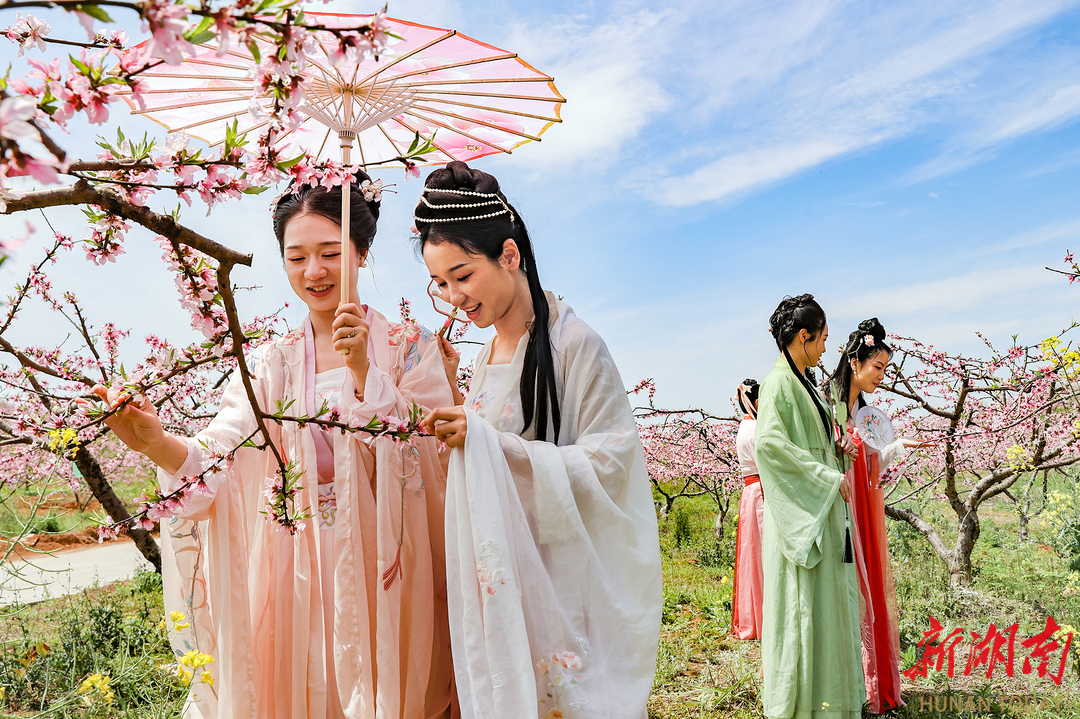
[78,673,115,703]
[179,649,214,670]
[1005,445,1033,472]
[46,427,80,454]
[200,670,214,686]
[170,610,190,632]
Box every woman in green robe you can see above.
[755,294,865,718]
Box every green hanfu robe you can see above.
[755,356,865,719]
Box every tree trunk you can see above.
[885,505,973,587]
[73,445,161,573]
[948,508,981,588]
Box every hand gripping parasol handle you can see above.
[339,129,356,355]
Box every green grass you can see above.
[0,568,184,718]
[0,450,158,541]
[650,494,1080,719]
[1,491,1079,717]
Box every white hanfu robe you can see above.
[445,293,662,719]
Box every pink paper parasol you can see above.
[122,12,565,306]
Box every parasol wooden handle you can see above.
[339,130,355,356]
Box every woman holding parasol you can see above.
[93,172,459,719]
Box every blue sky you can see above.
[3,0,1080,412]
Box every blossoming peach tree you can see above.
[0,0,438,569]
[879,329,1080,588]
[631,379,743,539]
[629,312,1080,591]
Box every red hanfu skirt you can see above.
[850,438,905,713]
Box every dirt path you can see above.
[0,540,154,606]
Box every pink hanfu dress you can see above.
[731,415,764,640]
[159,309,458,719]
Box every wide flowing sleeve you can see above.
[877,438,905,470]
[445,321,661,719]
[340,327,453,424]
[755,372,844,570]
[157,348,269,519]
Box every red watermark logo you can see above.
[903,616,1074,685]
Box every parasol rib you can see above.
[179,57,254,72]
[117,73,249,82]
[393,112,510,154]
[376,53,519,83]
[130,95,252,114]
[171,107,254,133]
[417,88,566,103]
[351,30,456,87]
[374,122,408,157]
[406,106,541,142]
[411,97,559,123]
[394,76,555,88]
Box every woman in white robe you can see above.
[414,161,662,719]
[93,175,457,719]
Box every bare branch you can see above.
[2,180,251,266]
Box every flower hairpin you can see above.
[360,178,396,203]
[865,334,875,347]
[268,189,289,218]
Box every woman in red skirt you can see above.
[826,318,921,713]
[731,380,764,640]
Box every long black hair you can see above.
[824,318,892,412]
[272,169,381,258]
[413,161,561,442]
[768,294,832,441]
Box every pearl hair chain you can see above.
[413,187,516,225]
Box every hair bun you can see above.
[431,161,501,196]
[769,293,817,343]
[857,317,886,342]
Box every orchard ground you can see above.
[0,489,1077,717]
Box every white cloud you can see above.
[906,77,1080,183]
[653,0,1077,206]
[657,139,853,206]
[499,10,675,169]
[987,82,1080,142]
[853,265,1057,317]
[977,218,1080,256]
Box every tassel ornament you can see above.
[383,475,407,590]
[382,543,403,590]
[843,506,854,564]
